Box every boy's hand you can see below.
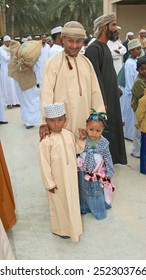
[78,128,87,140]
[39,124,50,141]
[49,186,58,194]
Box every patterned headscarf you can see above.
[62,21,86,39]
[94,13,116,38]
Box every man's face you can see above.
[4,41,10,47]
[106,20,117,41]
[128,35,134,41]
[140,32,146,38]
[62,36,84,57]
[41,35,46,43]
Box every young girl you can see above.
[77,110,114,220]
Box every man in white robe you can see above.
[48,26,63,58]
[107,29,127,75]
[14,62,40,129]
[124,39,141,141]
[40,21,105,140]
[0,35,19,109]
[36,34,50,88]
[0,63,8,124]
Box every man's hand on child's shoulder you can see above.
[78,128,87,140]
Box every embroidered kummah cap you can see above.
[44,102,66,118]
[128,39,141,51]
[61,21,86,39]
[51,26,62,35]
[3,35,11,42]
[93,13,116,38]
[46,36,52,43]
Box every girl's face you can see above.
[86,120,104,141]
[46,115,66,133]
[137,64,146,78]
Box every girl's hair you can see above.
[86,109,108,127]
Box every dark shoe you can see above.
[81,212,87,215]
[53,233,70,239]
[26,125,34,129]
[7,105,13,109]
[130,153,140,158]
[105,202,112,209]
[12,104,21,107]
[0,121,8,124]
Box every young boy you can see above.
[39,102,85,242]
[131,57,146,158]
[135,88,146,174]
[123,39,142,142]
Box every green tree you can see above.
[3,0,103,37]
[6,0,47,37]
[46,0,103,34]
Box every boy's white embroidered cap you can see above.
[128,39,141,51]
[44,102,66,118]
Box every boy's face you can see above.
[46,115,66,133]
[137,64,146,78]
[86,120,104,141]
[130,47,141,58]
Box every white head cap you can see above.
[21,37,28,43]
[126,32,134,40]
[117,26,121,31]
[27,35,32,40]
[128,39,141,51]
[44,102,66,118]
[51,26,62,35]
[3,35,11,42]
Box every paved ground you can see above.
[1,107,146,260]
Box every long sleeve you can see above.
[135,98,146,128]
[125,59,138,96]
[90,63,105,113]
[0,48,10,62]
[41,58,58,124]
[39,139,56,190]
[85,44,107,105]
[102,144,114,179]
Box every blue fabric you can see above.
[82,135,114,178]
[78,171,107,220]
[140,132,146,174]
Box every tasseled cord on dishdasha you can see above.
[65,55,73,70]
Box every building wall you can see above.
[103,0,146,41]
[117,5,146,41]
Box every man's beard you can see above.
[106,26,117,41]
